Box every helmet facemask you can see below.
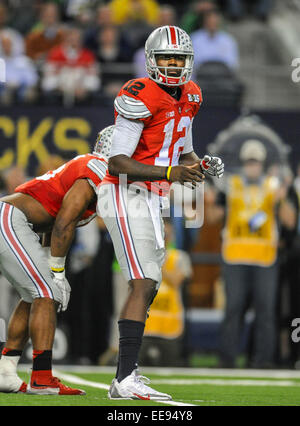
[148,52,194,86]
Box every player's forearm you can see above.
[50,180,95,259]
[51,221,76,258]
[109,155,167,181]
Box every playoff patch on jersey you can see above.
[188,94,201,103]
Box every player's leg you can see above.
[116,278,156,380]
[110,277,171,401]
[98,184,171,400]
[0,300,30,393]
[111,277,171,400]
[0,297,58,393]
[28,297,57,392]
[120,278,157,322]
[4,300,31,350]
[0,298,58,392]
[27,296,86,395]
[0,202,85,395]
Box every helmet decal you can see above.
[93,125,115,159]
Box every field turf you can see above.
[1,366,300,407]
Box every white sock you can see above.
[0,355,20,373]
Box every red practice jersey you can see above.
[102,77,202,194]
[15,154,107,226]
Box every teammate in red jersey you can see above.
[98,25,224,401]
[0,125,113,395]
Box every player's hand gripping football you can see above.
[200,155,224,178]
[167,163,205,187]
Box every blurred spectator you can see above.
[169,182,200,252]
[63,216,114,364]
[191,7,239,70]
[112,0,158,53]
[93,3,114,28]
[274,165,300,367]
[133,41,147,79]
[0,3,24,56]
[63,0,97,20]
[226,0,273,22]
[41,26,100,105]
[188,181,223,309]
[84,6,132,63]
[158,4,177,26]
[133,3,177,80]
[83,4,133,97]
[180,0,218,34]
[139,219,192,367]
[3,165,28,194]
[25,2,65,63]
[35,154,66,177]
[217,140,290,368]
[109,0,160,26]
[94,26,127,63]
[63,0,97,30]
[84,4,131,57]
[63,217,101,364]
[96,25,132,97]
[0,32,38,105]
[8,0,42,36]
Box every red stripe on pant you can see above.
[114,185,143,280]
[2,204,51,298]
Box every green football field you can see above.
[1,366,300,406]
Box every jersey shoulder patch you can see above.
[87,158,108,181]
[187,81,203,103]
[114,93,152,120]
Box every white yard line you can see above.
[54,371,197,407]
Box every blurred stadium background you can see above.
[1,0,300,375]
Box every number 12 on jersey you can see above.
[155,116,191,167]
